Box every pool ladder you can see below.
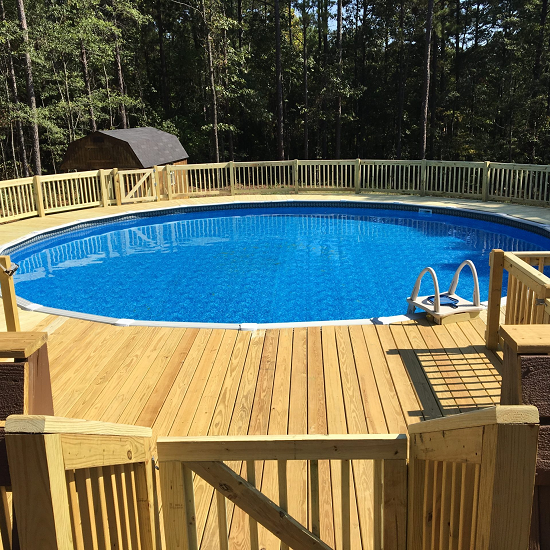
[406,260,485,324]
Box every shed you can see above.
[60,127,189,171]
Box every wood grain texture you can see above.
[408,405,538,434]
[5,415,152,437]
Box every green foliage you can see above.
[3,0,550,176]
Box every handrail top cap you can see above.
[0,331,48,358]
[5,415,152,437]
[408,405,539,434]
[500,325,550,354]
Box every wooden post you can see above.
[153,166,161,202]
[7,433,74,550]
[475,422,539,550]
[294,159,299,193]
[229,161,235,195]
[485,249,505,350]
[112,168,122,207]
[0,332,53,417]
[166,165,174,201]
[32,175,45,217]
[0,256,20,332]
[99,169,109,207]
[420,159,427,196]
[482,161,490,202]
[354,158,361,194]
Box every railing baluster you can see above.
[66,470,85,550]
[310,459,320,538]
[278,460,289,550]
[216,490,229,550]
[182,464,199,550]
[341,460,350,550]
[246,460,260,550]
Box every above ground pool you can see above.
[5,201,550,325]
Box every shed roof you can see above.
[99,127,188,168]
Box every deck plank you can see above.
[348,325,387,434]
[361,325,407,432]
[288,328,308,532]
[307,327,335,549]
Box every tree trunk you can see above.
[114,39,128,129]
[419,0,434,159]
[238,0,243,48]
[1,0,29,176]
[80,41,97,132]
[335,0,342,158]
[396,0,405,159]
[157,0,171,117]
[202,0,219,162]
[302,4,308,159]
[531,0,547,160]
[275,0,284,159]
[104,65,114,128]
[62,59,75,141]
[15,0,41,174]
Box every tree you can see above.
[420,0,434,159]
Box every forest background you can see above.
[1,0,549,177]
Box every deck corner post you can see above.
[475,422,539,550]
[354,158,361,194]
[112,168,122,206]
[6,433,73,550]
[0,255,20,331]
[229,161,235,195]
[420,159,427,196]
[32,174,45,217]
[99,169,109,207]
[485,249,505,350]
[153,165,161,202]
[482,161,490,202]
[293,159,299,193]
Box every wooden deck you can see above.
[1,311,499,550]
[12,313,500,550]
[0,195,511,550]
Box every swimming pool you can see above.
[5,201,550,326]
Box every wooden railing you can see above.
[485,250,550,349]
[157,433,408,550]
[407,405,539,550]
[1,159,550,221]
[1,407,539,550]
[4,415,157,550]
[0,177,35,222]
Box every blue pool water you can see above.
[8,204,550,324]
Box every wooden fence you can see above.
[2,159,550,221]
[485,250,550,349]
